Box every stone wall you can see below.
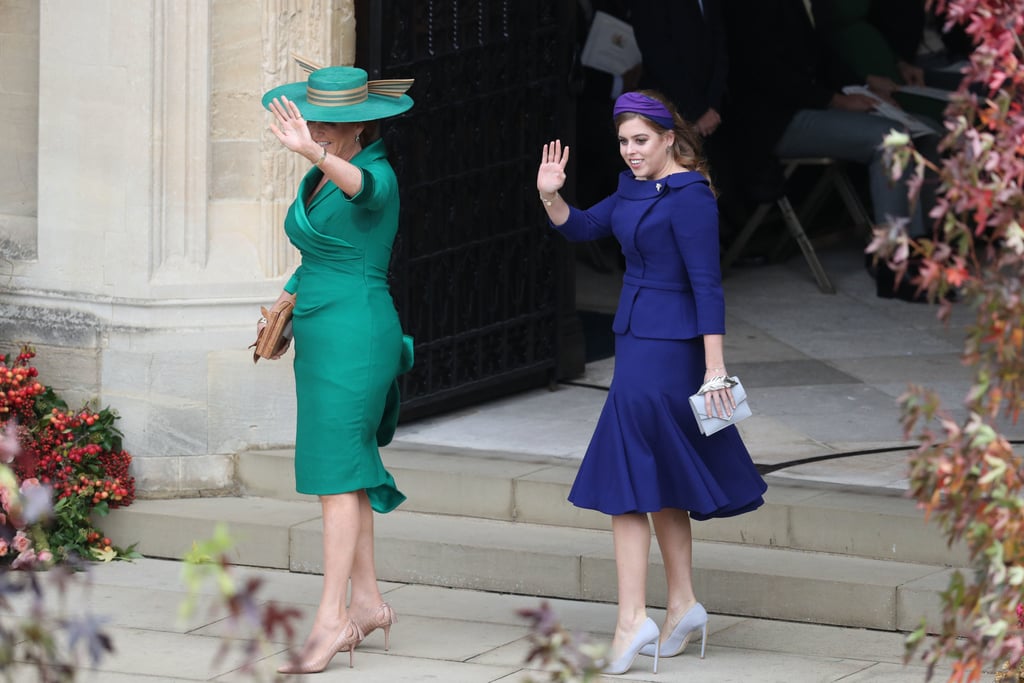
[0,0,357,496]
[0,0,39,261]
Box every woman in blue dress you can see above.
[537,90,767,675]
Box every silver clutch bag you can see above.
[688,375,752,436]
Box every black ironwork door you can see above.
[356,0,578,418]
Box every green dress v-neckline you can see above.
[304,171,332,209]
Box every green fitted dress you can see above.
[283,139,407,511]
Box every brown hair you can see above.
[359,120,381,145]
[313,120,380,145]
[613,89,716,195]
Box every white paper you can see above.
[580,11,642,77]
[842,85,940,138]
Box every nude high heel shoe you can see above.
[341,603,398,652]
[640,602,708,659]
[601,617,660,675]
[277,620,364,674]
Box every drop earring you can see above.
[355,134,361,143]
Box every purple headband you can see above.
[613,92,674,129]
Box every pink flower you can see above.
[36,549,52,564]
[11,549,36,569]
[0,539,8,557]
[0,422,18,464]
[12,531,30,553]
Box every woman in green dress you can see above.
[259,65,414,674]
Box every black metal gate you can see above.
[356,0,579,418]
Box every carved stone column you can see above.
[0,1,39,262]
[152,0,210,278]
[0,1,359,496]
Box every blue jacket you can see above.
[554,170,725,340]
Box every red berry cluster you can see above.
[0,346,138,561]
[85,531,113,554]
[0,349,44,424]
[24,410,136,509]
[66,473,131,507]
[98,450,135,507]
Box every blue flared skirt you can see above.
[568,333,767,520]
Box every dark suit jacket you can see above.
[632,0,729,122]
[724,0,836,147]
[553,171,725,339]
[868,0,925,64]
[721,0,858,194]
[574,0,633,101]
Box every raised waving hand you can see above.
[536,140,570,225]
[537,140,570,194]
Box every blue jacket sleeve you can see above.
[550,195,616,242]
[671,184,726,335]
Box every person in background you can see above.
[536,90,766,676]
[868,0,967,89]
[631,0,728,140]
[812,0,952,122]
[631,0,738,233]
[573,0,638,271]
[722,0,937,237]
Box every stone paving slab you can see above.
[5,558,959,682]
[897,567,962,633]
[393,386,605,459]
[767,450,915,492]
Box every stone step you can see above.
[237,446,969,567]
[99,496,952,633]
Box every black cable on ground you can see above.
[755,445,917,475]
[758,439,1024,474]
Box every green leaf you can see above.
[1008,566,1024,586]
[979,454,1007,484]
[883,129,912,148]
[991,560,1007,585]
[981,620,1007,638]
[970,422,998,448]
[906,623,927,646]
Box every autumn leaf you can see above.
[89,546,116,563]
[945,264,970,288]
[892,1,1024,677]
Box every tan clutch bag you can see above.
[251,298,295,363]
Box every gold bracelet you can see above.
[539,191,556,207]
[314,146,327,167]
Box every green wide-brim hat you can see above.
[262,65,413,123]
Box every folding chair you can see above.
[721,158,873,294]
